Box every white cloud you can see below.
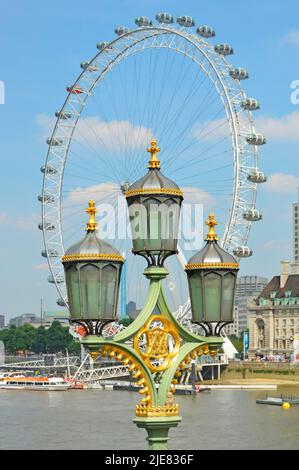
[36,114,152,152]
[281,30,299,46]
[65,182,119,205]
[182,186,214,206]
[191,112,299,143]
[265,173,299,193]
[255,112,299,141]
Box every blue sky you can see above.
[1,0,299,319]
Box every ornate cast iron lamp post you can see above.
[62,140,237,450]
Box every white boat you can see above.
[0,376,71,391]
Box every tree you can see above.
[32,326,47,353]
[229,334,243,353]
[119,316,134,327]
[46,321,68,353]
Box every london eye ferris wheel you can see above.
[40,13,267,319]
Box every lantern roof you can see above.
[62,200,123,263]
[185,213,239,270]
[125,139,183,198]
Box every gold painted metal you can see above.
[89,351,99,360]
[133,315,180,373]
[125,187,183,198]
[85,199,97,232]
[101,345,153,406]
[205,212,218,241]
[135,403,179,417]
[147,138,161,169]
[185,262,239,270]
[61,253,124,262]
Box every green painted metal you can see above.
[112,267,168,342]
[80,338,158,405]
[133,416,182,450]
[158,342,201,405]
[80,265,224,450]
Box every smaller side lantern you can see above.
[62,200,123,335]
[185,213,239,336]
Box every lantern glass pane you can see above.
[65,266,80,319]
[101,264,117,319]
[80,264,101,319]
[204,273,221,321]
[145,198,161,252]
[189,273,204,322]
[128,202,147,252]
[222,273,236,321]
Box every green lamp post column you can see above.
[63,141,224,450]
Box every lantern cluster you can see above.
[62,141,239,336]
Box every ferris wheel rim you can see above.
[41,22,261,307]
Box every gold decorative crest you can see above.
[133,315,180,372]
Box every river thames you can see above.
[1,388,299,450]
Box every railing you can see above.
[74,365,130,382]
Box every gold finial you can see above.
[147,138,160,169]
[85,199,97,232]
[205,212,218,241]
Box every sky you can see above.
[0,0,299,320]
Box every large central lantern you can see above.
[125,139,183,266]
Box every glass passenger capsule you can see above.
[135,17,152,27]
[40,165,57,175]
[55,110,72,119]
[229,68,249,80]
[96,41,113,51]
[41,249,59,258]
[48,274,64,284]
[66,84,83,94]
[243,210,262,221]
[115,26,130,36]
[246,134,266,145]
[46,137,63,146]
[233,246,253,258]
[38,222,55,231]
[80,61,98,72]
[176,16,195,27]
[241,98,260,111]
[214,44,234,55]
[196,25,215,38]
[38,194,55,203]
[247,171,267,183]
[156,12,174,23]
[57,298,67,307]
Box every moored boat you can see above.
[0,376,71,391]
[256,396,299,406]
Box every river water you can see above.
[0,388,299,450]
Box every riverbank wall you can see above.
[221,362,299,382]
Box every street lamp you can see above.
[63,140,224,450]
[125,138,183,266]
[185,213,239,337]
[61,200,124,336]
